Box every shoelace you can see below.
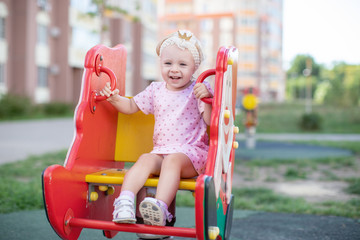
[113,198,134,217]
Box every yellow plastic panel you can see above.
[86,169,127,185]
[86,169,196,190]
[114,111,155,162]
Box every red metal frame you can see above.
[196,46,238,239]
[42,45,238,240]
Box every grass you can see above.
[233,188,360,219]
[230,141,360,219]
[236,102,360,133]
[236,141,360,185]
[0,151,66,213]
[346,178,360,195]
[1,147,359,219]
[242,155,356,169]
[284,167,307,180]
[176,187,360,219]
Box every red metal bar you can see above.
[69,218,197,238]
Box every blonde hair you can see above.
[156,30,204,70]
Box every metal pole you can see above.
[303,58,312,113]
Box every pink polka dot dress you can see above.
[133,81,212,174]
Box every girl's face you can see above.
[160,45,196,91]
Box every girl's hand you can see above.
[99,82,138,114]
[99,82,119,101]
[193,83,212,100]
[194,83,212,125]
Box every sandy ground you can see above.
[233,156,360,203]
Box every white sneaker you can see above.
[136,233,172,239]
[139,197,173,226]
[112,195,136,223]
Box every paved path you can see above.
[0,118,74,164]
[236,140,353,160]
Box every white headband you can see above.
[156,30,204,70]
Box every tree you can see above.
[287,55,321,79]
[286,55,360,107]
[86,0,140,43]
[323,63,360,107]
[286,55,323,100]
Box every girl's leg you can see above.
[138,153,197,226]
[156,153,198,206]
[113,153,163,223]
[121,153,163,195]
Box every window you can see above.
[37,67,48,87]
[200,19,213,31]
[37,0,49,10]
[71,27,99,49]
[70,0,96,14]
[37,24,48,45]
[0,64,5,84]
[122,23,131,42]
[0,18,5,39]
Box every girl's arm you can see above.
[100,82,139,114]
[194,83,212,125]
[202,103,212,126]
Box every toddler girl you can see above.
[100,30,212,227]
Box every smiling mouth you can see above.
[170,76,181,80]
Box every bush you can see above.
[0,94,74,120]
[299,112,322,131]
[40,102,73,116]
[0,94,32,119]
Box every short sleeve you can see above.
[133,82,155,115]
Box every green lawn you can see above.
[236,102,360,133]
[176,186,360,219]
[1,145,359,219]
[0,151,66,213]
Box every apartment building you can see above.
[158,0,236,73]
[158,0,284,101]
[0,0,158,104]
[0,0,283,103]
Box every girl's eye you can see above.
[165,62,171,65]
[180,63,187,66]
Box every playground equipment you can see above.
[242,88,258,149]
[42,44,239,240]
